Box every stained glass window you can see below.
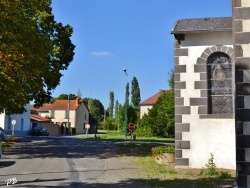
[207,52,232,114]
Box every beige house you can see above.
[32,98,89,134]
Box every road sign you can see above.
[12,119,16,136]
[128,123,135,132]
[85,124,90,129]
[85,124,90,137]
[12,120,16,126]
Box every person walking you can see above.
[0,127,7,158]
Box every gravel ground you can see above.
[96,156,149,187]
[2,137,236,188]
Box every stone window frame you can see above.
[195,45,234,119]
[207,52,233,114]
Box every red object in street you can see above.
[128,123,135,132]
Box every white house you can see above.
[0,104,31,136]
[33,98,89,134]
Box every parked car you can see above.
[31,126,49,136]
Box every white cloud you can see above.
[90,51,114,57]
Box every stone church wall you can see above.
[233,0,250,186]
[174,31,236,169]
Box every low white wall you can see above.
[182,106,236,169]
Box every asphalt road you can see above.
[0,136,117,188]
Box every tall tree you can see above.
[131,77,141,109]
[118,104,137,131]
[84,98,104,122]
[114,100,119,120]
[125,82,130,105]
[0,0,75,114]
[108,91,114,118]
[115,100,121,131]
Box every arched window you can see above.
[207,52,232,114]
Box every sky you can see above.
[51,0,232,108]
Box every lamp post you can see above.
[123,68,128,140]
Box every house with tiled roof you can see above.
[140,90,169,118]
[30,112,51,123]
[32,98,89,134]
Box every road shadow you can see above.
[3,136,177,160]
[3,137,120,159]
[0,161,15,168]
[1,137,236,188]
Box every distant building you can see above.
[31,98,89,134]
[140,90,169,118]
[0,104,31,136]
[30,110,62,136]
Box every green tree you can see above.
[118,104,137,133]
[114,100,119,120]
[142,91,174,137]
[56,94,77,100]
[84,98,104,122]
[114,100,122,131]
[108,91,114,118]
[131,77,141,109]
[136,70,175,137]
[125,82,130,105]
[0,0,75,114]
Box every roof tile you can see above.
[171,17,232,34]
[140,90,172,105]
[31,114,51,122]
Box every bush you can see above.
[151,146,175,157]
[205,153,218,176]
[103,118,117,130]
[98,122,104,130]
[137,91,175,138]
[135,125,153,137]
[219,171,232,179]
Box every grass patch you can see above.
[77,130,235,187]
[114,142,236,187]
[77,130,175,143]
[2,137,18,152]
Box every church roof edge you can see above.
[171,17,232,34]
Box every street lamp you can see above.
[123,68,128,140]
